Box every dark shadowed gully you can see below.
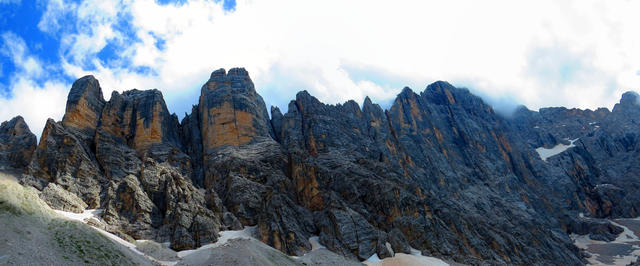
[3,68,640,265]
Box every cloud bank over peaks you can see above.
[1,0,640,138]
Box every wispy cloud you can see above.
[1,32,44,79]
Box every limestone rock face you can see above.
[25,119,104,208]
[509,91,640,219]
[98,89,181,155]
[0,116,37,170]
[20,76,224,252]
[198,68,274,153]
[16,69,640,265]
[269,81,585,264]
[61,75,106,136]
[180,105,204,186]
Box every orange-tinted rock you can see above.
[62,75,106,135]
[97,89,180,155]
[198,68,274,153]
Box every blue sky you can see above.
[0,0,235,94]
[1,0,639,138]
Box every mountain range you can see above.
[2,68,640,265]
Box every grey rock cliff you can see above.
[0,116,37,170]
[14,69,640,265]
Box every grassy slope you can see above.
[0,172,154,266]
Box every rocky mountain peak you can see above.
[62,75,106,134]
[270,105,282,117]
[98,88,180,154]
[363,95,373,106]
[613,91,640,112]
[398,86,414,97]
[205,67,254,93]
[198,68,274,154]
[620,90,638,104]
[1,115,30,136]
[0,116,37,169]
[423,80,469,105]
[293,90,320,109]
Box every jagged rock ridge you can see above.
[5,68,640,265]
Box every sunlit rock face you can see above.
[62,75,106,136]
[97,89,181,154]
[198,68,274,152]
[20,75,234,251]
[14,67,640,265]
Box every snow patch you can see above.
[309,236,326,251]
[572,217,640,266]
[365,253,382,263]
[535,138,579,161]
[177,226,257,258]
[54,209,102,222]
[364,247,449,266]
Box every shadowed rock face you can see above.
[509,91,640,219]
[0,116,37,170]
[25,118,104,208]
[14,68,640,265]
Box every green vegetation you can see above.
[0,172,143,265]
[51,219,128,265]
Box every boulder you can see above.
[39,182,88,213]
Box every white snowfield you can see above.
[308,236,326,251]
[176,226,256,258]
[364,248,449,266]
[572,217,640,266]
[536,138,579,161]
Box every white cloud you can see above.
[0,78,68,137]
[1,32,44,78]
[37,0,72,34]
[0,32,67,137]
[61,0,640,115]
[4,0,640,136]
